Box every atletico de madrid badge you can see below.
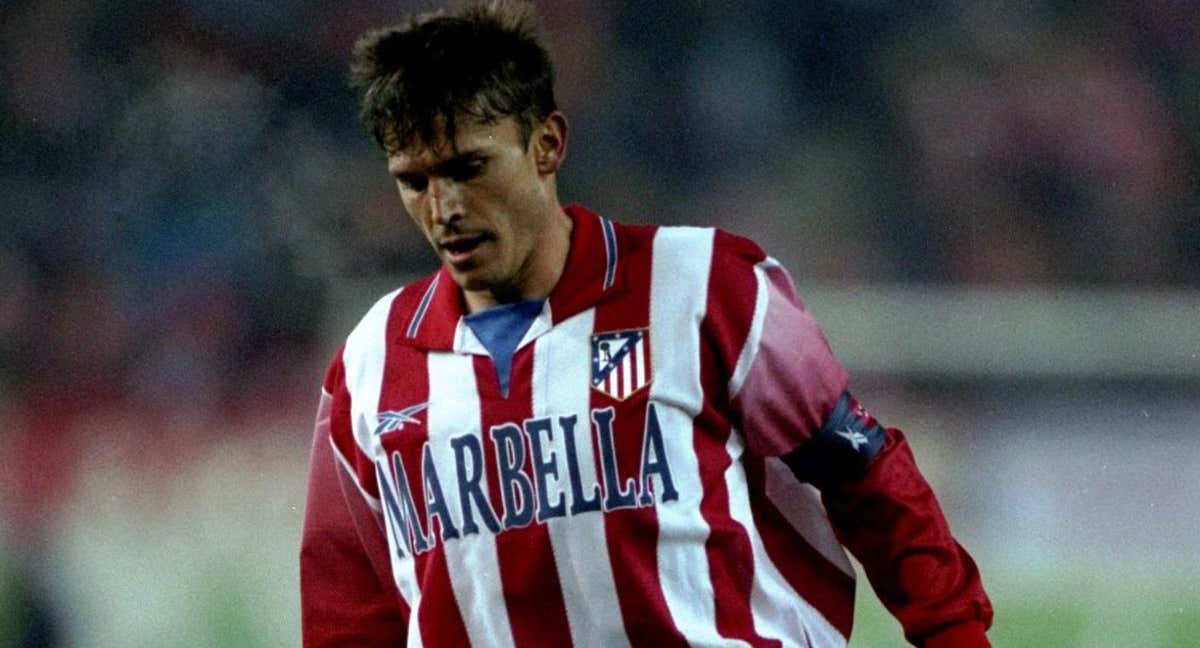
[591,328,652,401]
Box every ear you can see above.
[533,111,568,175]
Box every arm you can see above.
[717,236,992,646]
[782,396,993,647]
[300,358,407,646]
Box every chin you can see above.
[449,267,494,292]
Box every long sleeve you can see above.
[300,361,407,646]
[816,427,993,647]
[711,232,992,646]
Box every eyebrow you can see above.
[390,150,488,177]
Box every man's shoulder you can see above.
[367,268,442,323]
[340,271,439,356]
[577,204,766,264]
[615,219,768,268]
[709,227,769,266]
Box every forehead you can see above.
[386,117,523,174]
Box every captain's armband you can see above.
[781,391,886,488]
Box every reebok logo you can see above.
[375,403,430,436]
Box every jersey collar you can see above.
[396,204,630,352]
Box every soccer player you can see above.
[299,2,993,646]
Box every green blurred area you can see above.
[852,570,1200,647]
[5,543,1198,646]
[2,381,1197,647]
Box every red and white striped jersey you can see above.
[300,206,992,647]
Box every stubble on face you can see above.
[387,116,570,312]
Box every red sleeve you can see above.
[710,231,848,458]
[821,427,993,646]
[300,354,407,646]
[709,233,993,645]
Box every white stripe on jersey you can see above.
[648,227,751,647]
[345,287,403,459]
[723,432,847,647]
[322,386,384,513]
[426,352,517,648]
[763,458,854,578]
[342,288,423,616]
[532,309,631,648]
[620,345,634,397]
[407,273,440,338]
[634,337,647,394]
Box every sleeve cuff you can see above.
[920,620,990,648]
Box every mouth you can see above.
[438,232,492,264]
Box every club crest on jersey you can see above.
[591,328,651,401]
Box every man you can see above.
[300,2,993,646]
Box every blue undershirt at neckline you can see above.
[463,298,546,397]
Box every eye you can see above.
[446,160,485,182]
[395,173,428,192]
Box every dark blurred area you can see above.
[1,1,1198,645]
[4,0,1199,413]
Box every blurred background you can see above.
[2,0,1198,645]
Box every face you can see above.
[387,116,566,307]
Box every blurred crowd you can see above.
[1,1,1198,643]
[2,0,1199,532]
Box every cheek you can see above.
[401,197,431,230]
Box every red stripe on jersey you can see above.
[325,350,381,501]
[744,456,855,636]
[694,408,773,645]
[696,233,778,646]
[475,350,575,645]
[391,274,438,339]
[549,206,626,324]
[321,343,346,393]
[705,231,766,405]
[327,355,366,490]
[416,551,472,647]
[378,305,472,647]
[469,354,507,538]
[591,223,687,648]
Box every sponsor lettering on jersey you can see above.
[377,403,677,558]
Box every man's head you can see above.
[350,1,571,312]
[351,0,557,156]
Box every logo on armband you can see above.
[834,427,869,451]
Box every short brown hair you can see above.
[350,0,557,155]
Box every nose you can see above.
[429,178,463,226]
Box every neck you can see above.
[462,201,573,313]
